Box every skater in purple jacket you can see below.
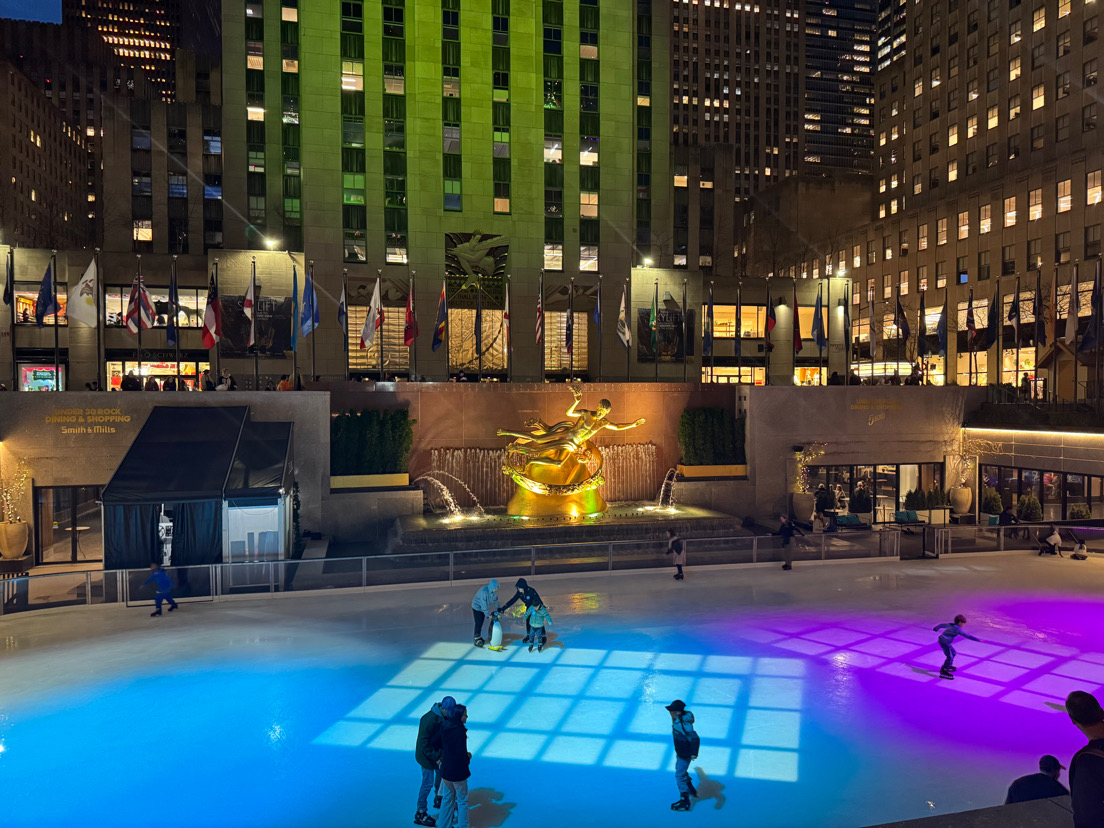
[933,614,982,679]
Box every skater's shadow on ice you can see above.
[908,665,942,678]
[692,769,726,810]
[468,788,516,828]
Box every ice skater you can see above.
[470,579,502,647]
[666,528,686,580]
[144,562,178,617]
[525,601,553,652]
[499,578,543,644]
[933,614,982,679]
[414,695,456,826]
[666,700,699,811]
[432,704,472,828]
[775,515,805,571]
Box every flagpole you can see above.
[408,269,416,381]
[310,260,317,382]
[342,268,349,382]
[172,255,180,388]
[477,272,483,382]
[505,274,511,382]
[766,282,772,386]
[681,278,687,382]
[1012,276,1020,392]
[94,248,104,391]
[595,274,602,382]
[824,279,830,384]
[1072,263,1079,403]
[51,250,60,390]
[624,275,631,382]
[252,257,259,390]
[568,275,574,383]
[135,253,142,384]
[1096,258,1103,408]
[377,269,384,380]
[653,278,659,383]
[539,269,545,384]
[736,281,742,383]
[291,263,299,386]
[213,259,221,381]
[1035,269,1042,402]
[710,280,716,383]
[7,246,15,391]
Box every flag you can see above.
[869,299,877,360]
[811,285,826,352]
[649,283,658,355]
[34,263,58,327]
[1033,271,1046,346]
[765,286,776,352]
[1008,279,1021,344]
[983,286,999,349]
[67,257,98,328]
[565,285,574,355]
[202,275,221,349]
[338,281,348,352]
[403,280,418,347]
[432,280,446,352]
[966,290,977,345]
[124,274,154,333]
[166,264,180,346]
[1065,267,1080,344]
[244,272,256,347]
[360,277,383,349]
[535,273,544,344]
[503,283,511,348]
[1079,261,1102,352]
[895,296,911,343]
[917,291,930,359]
[290,265,299,352]
[617,284,631,347]
[593,285,601,329]
[2,251,11,305]
[842,296,850,361]
[703,283,715,356]
[937,299,948,358]
[301,266,320,339]
[793,283,803,353]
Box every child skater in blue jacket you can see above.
[933,614,982,679]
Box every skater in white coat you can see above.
[471,580,502,647]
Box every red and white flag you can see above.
[202,274,222,349]
[125,274,155,333]
[244,272,256,347]
[503,283,511,347]
[360,276,383,349]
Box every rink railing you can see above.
[932,524,1102,556]
[0,529,901,615]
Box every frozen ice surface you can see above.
[1,554,1103,827]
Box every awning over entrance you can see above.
[226,420,293,499]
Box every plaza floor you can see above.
[1,552,1101,828]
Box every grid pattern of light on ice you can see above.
[736,614,1104,714]
[313,644,806,783]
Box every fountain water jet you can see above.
[420,469,485,516]
[412,474,463,520]
[653,468,680,511]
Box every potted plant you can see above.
[1069,503,1092,520]
[0,457,31,560]
[981,486,1004,516]
[1016,493,1043,523]
[945,434,1003,516]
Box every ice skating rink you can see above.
[2,553,1103,828]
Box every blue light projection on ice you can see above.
[314,643,807,784]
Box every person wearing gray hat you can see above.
[1066,690,1104,828]
[1004,755,1070,804]
[666,700,700,811]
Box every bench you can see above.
[836,513,872,530]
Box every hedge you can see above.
[677,408,746,466]
[331,409,415,475]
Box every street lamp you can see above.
[643,258,653,268]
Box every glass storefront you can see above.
[34,485,103,565]
[19,364,65,391]
[808,462,944,523]
[981,464,1104,520]
[106,359,209,391]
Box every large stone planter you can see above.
[0,521,29,560]
[948,486,973,516]
[791,492,815,522]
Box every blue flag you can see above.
[895,297,911,343]
[1008,281,1021,344]
[301,266,320,338]
[166,266,180,347]
[937,300,948,357]
[290,265,299,352]
[35,263,58,327]
[811,286,827,351]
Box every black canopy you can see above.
[226,421,293,498]
[102,406,249,504]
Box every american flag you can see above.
[125,274,155,333]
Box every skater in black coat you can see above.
[500,578,543,644]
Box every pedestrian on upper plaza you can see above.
[201,368,216,391]
[525,601,552,652]
[1005,755,1070,804]
[470,579,502,647]
[277,374,293,391]
[666,528,687,580]
[666,699,699,812]
[144,376,160,392]
[774,515,804,571]
[144,562,178,617]
[413,695,456,827]
[1065,690,1104,828]
[162,376,177,391]
[432,704,472,828]
[932,614,981,680]
[499,578,543,644]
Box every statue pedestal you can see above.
[506,487,607,518]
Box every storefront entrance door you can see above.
[34,485,104,565]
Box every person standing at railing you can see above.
[144,562,178,617]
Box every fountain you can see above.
[411,474,464,521]
[653,468,680,511]
[419,470,486,516]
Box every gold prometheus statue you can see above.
[498,387,645,517]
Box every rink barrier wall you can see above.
[0,530,903,615]
[932,523,1104,557]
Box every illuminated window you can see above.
[948,160,958,182]
[1029,188,1043,220]
[580,191,598,218]
[545,137,562,164]
[1011,19,1022,43]
[1059,0,1070,16]
[1032,83,1045,109]
[579,245,598,271]
[133,219,153,241]
[579,136,599,166]
[937,217,948,245]
[987,106,999,129]
[967,114,978,138]
[342,61,364,91]
[247,106,265,121]
[1088,170,1102,205]
[1009,94,1021,120]
[1004,196,1017,227]
[1009,56,1022,81]
[544,242,563,270]
[1058,179,1072,212]
[918,223,928,250]
[1033,5,1045,31]
[980,204,992,234]
[948,124,959,145]
[958,211,969,239]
